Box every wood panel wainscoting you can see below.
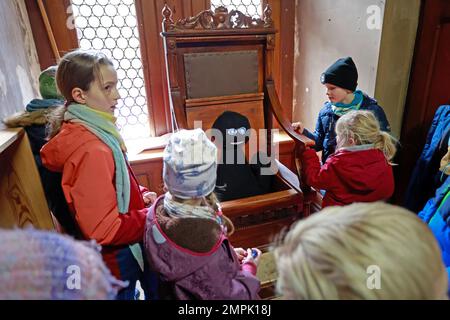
[0,128,54,230]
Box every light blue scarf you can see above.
[65,104,144,271]
[64,104,130,213]
[332,90,364,116]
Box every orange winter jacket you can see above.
[40,122,148,247]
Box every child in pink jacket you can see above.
[144,128,261,299]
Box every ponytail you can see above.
[374,131,397,162]
[336,110,397,162]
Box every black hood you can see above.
[212,111,250,149]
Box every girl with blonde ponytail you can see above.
[301,110,396,207]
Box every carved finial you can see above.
[213,6,230,29]
[214,6,229,14]
[162,4,174,31]
[163,4,268,31]
[263,4,273,28]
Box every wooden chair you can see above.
[160,4,315,250]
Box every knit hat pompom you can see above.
[320,57,358,92]
[163,128,217,199]
[39,65,64,100]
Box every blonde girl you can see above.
[274,202,448,299]
[301,110,397,207]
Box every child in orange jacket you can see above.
[41,49,157,299]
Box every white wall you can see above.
[0,0,41,128]
[293,0,385,133]
[293,0,420,137]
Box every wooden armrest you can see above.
[265,81,315,148]
[265,80,315,192]
[221,189,301,218]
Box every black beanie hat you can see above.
[320,57,358,91]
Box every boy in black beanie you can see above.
[293,57,390,163]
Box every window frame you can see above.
[26,0,293,140]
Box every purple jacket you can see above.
[144,196,260,300]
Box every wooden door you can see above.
[394,0,450,205]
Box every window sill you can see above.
[126,133,171,163]
[128,130,295,164]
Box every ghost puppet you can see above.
[212,111,272,201]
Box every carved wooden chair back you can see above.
[160,4,314,249]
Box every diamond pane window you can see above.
[71,0,150,140]
[211,0,263,18]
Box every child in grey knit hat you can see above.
[144,128,262,300]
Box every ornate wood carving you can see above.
[162,4,274,32]
[263,4,273,28]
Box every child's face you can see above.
[324,83,351,104]
[83,64,120,114]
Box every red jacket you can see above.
[40,122,148,278]
[301,147,394,207]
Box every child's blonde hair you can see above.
[274,202,448,300]
[47,49,114,138]
[335,110,397,161]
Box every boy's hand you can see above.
[292,122,304,133]
[242,248,262,266]
[234,247,247,263]
[143,191,157,206]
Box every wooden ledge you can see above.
[0,128,23,154]
[128,130,296,165]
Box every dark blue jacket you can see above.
[405,105,450,212]
[303,94,391,163]
[418,175,450,295]
[23,99,82,239]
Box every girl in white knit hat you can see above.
[144,128,261,300]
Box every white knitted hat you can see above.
[163,128,217,199]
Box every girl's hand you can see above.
[143,191,157,207]
[292,122,305,133]
[242,248,262,266]
[234,247,247,263]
